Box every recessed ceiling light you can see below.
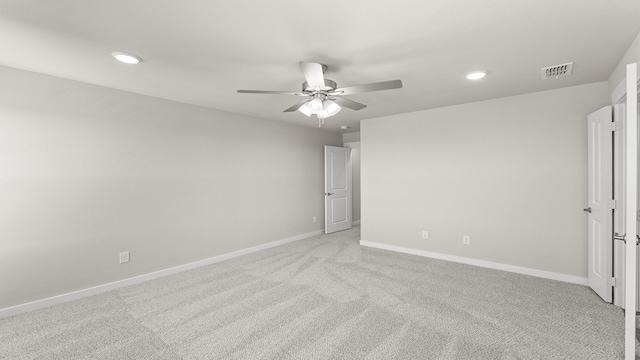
[111,51,142,64]
[466,71,487,80]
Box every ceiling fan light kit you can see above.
[237,61,403,127]
[298,96,341,117]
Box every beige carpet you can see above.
[0,227,626,359]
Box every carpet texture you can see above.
[0,227,627,359]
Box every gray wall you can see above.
[0,66,342,309]
[343,132,360,143]
[350,147,361,223]
[361,82,609,278]
[608,31,640,93]
[343,132,361,223]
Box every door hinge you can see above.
[612,199,616,209]
[610,277,617,287]
[612,121,621,131]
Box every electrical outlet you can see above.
[463,236,471,245]
[313,216,317,223]
[119,251,130,264]
[422,230,429,239]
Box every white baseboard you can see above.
[0,229,324,319]
[360,240,588,286]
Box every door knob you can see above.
[326,192,334,196]
[583,207,592,213]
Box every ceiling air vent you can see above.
[541,62,573,80]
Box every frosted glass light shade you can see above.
[298,102,313,117]
[323,100,341,116]
[308,98,323,112]
[317,108,329,119]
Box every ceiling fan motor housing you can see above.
[302,79,337,93]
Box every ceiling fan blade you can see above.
[283,99,310,112]
[334,96,367,111]
[334,79,403,95]
[237,90,302,95]
[299,61,325,90]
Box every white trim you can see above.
[344,141,360,149]
[360,240,587,285]
[611,58,640,104]
[623,62,638,360]
[0,229,324,319]
[353,220,361,225]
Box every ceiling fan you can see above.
[237,61,403,127]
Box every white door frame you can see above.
[612,71,640,312]
[624,63,638,360]
[612,62,639,360]
[613,103,627,308]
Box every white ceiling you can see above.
[0,0,639,133]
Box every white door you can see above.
[324,146,352,234]
[587,106,613,303]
